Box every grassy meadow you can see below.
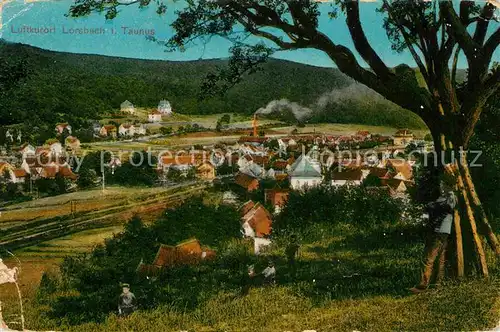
[4,217,500,332]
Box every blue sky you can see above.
[1,0,498,68]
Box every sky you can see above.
[0,0,498,68]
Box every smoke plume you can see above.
[255,99,314,123]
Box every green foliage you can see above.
[155,196,240,247]
[274,185,404,238]
[362,174,382,187]
[108,152,157,187]
[44,199,242,325]
[159,126,173,135]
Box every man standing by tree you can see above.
[411,168,458,293]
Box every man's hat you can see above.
[121,283,130,288]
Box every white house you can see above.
[120,100,135,114]
[148,110,162,123]
[18,143,35,160]
[158,100,172,115]
[288,155,323,190]
[55,123,72,135]
[119,124,135,137]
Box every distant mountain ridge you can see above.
[0,39,426,129]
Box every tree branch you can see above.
[473,3,496,46]
[345,0,391,81]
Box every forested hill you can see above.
[0,39,426,129]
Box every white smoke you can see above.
[255,99,314,122]
[315,84,386,109]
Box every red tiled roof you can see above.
[369,167,391,179]
[234,172,259,191]
[103,125,117,131]
[242,203,273,237]
[265,189,290,207]
[240,200,256,216]
[13,169,27,178]
[332,168,363,181]
[152,239,215,268]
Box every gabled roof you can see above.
[332,168,363,181]
[240,200,256,216]
[235,172,259,190]
[121,100,133,107]
[241,202,273,237]
[13,169,27,178]
[386,159,413,180]
[152,238,215,268]
[289,155,322,178]
[103,125,117,131]
[369,167,391,179]
[265,189,290,207]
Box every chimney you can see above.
[253,114,258,137]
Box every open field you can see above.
[0,186,174,230]
[272,123,430,138]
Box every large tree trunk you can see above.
[431,131,499,279]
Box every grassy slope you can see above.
[0,40,426,129]
[14,222,500,332]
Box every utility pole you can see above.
[102,171,105,192]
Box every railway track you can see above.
[0,183,206,251]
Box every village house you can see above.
[240,201,273,238]
[196,161,216,181]
[148,110,162,123]
[17,143,35,160]
[356,131,371,140]
[238,155,265,178]
[65,136,81,153]
[386,159,414,182]
[158,100,172,115]
[120,100,135,114]
[136,238,216,277]
[13,168,28,184]
[234,172,259,192]
[119,124,136,137]
[55,123,72,135]
[45,140,63,157]
[393,129,414,146]
[264,189,290,214]
[99,125,117,138]
[39,162,78,181]
[331,167,364,187]
[381,178,409,195]
[288,155,323,190]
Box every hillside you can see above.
[0,40,426,129]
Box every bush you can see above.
[274,185,404,238]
